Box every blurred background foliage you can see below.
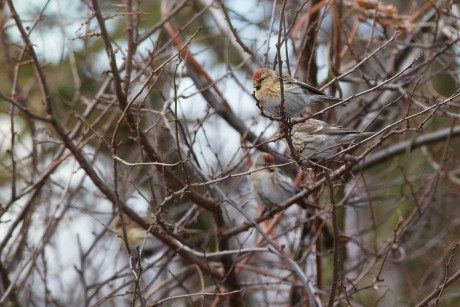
[1,0,460,306]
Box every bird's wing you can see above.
[272,170,298,196]
[282,75,327,96]
[320,124,362,135]
[293,120,326,134]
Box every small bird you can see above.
[248,153,304,209]
[112,215,158,257]
[252,68,341,117]
[285,118,373,160]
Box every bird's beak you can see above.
[253,80,261,90]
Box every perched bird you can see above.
[252,68,341,117]
[112,215,158,257]
[248,153,304,209]
[285,118,373,160]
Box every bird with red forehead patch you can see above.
[252,68,341,118]
[248,152,306,209]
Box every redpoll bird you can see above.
[112,215,158,257]
[252,68,341,117]
[285,118,373,160]
[248,153,304,209]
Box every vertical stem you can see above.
[325,171,339,307]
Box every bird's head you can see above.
[252,68,275,90]
[253,152,275,168]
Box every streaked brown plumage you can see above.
[285,118,373,160]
